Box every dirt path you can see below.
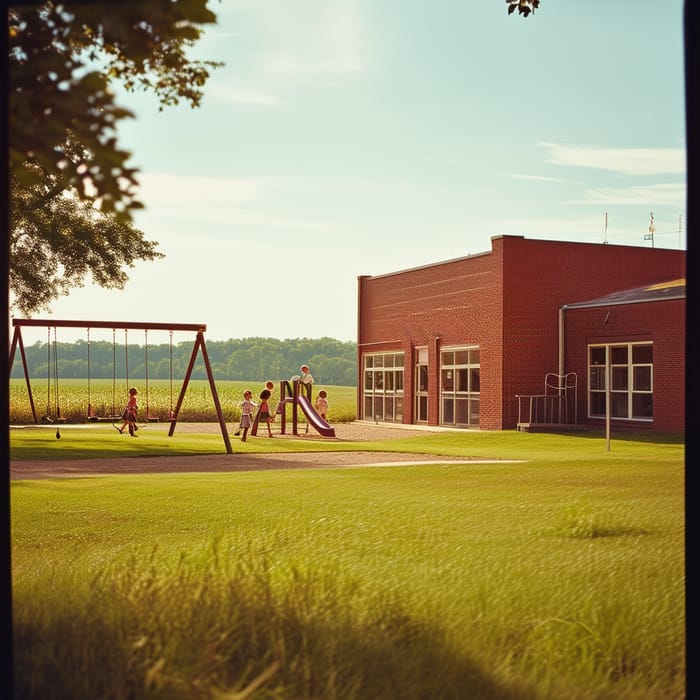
[11,421,499,480]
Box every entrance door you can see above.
[415,347,429,423]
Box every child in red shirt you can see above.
[116,387,139,436]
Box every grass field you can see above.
[10,427,685,699]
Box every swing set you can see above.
[9,318,233,453]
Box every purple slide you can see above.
[297,395,336,437]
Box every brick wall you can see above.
[357,235,686,431]
[564,300,685,432]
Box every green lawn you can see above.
[10,429,685,699]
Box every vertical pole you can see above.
[1,7,13,691]
[605,347,611,452]
[197,332,233,454]
[9,325,37,423]
[168,332,233,454]
[168,334,200,436]
[292,379,299,435]
[603,211,608,244]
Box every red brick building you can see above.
[356,235,686,432]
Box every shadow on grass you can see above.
[522,428,684,446]
[13,578,532,700]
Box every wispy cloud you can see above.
[509,173,563,183]
[135,173,338,233]
[254,3,368,80]
[539,142,685,175]
[138,174,266,205]
[575,183,686,206]
[209,85,279,107]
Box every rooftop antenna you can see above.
[644,211,655,248]
[603,211,608,244]
[678,213,683,249]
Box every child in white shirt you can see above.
[235,390,257,442]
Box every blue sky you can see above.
[39,0,686,345]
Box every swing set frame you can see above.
[9,318,233,454]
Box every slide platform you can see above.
[297,395,336,437]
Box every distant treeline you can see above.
[10,336,357,386]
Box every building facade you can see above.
[356,235,686,432]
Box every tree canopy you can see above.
[506,0,540,17]
[9,1,221,314]
[10,336,358,387]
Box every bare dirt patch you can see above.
[11,421,486,480]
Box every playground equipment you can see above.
[9,318,233,453]
[251,378,335,437]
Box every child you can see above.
[235,390,257,442]
[264,381,276,422]
[116,387,139,436]
[315,389,329,422]
[300,365,314,397]
[258,388,274,437]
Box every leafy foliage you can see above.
[9,1,221,313]
[9,1,220,215]
[506,0,540,17]
[10,164,164,315]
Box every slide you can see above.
[297,394,336,438]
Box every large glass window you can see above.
[362,352,404,423]
[588,342,653,420]
[440,347,480,428]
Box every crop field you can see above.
[10,378,358,424]
[10,428,685,699]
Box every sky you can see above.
[29,0,687,346]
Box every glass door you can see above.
[415,347,428,423]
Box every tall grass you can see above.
[11,433,685,699]
[10,378,357,424]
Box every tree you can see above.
[10,164,163,314]
[9,1,221,313]
[506,0,540,17]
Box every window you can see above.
[588,342,653,420]
[362,352,404,423]
[440,346,480,428]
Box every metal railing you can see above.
[516,372,577,430]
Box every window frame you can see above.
[440,345,480,428]
[362,351,405,423]
[588,341,653,421]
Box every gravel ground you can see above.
[11,421,492,480]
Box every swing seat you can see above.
[42,415,67,424]
[86,404,120,422]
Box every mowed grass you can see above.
[10,431,685,699]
